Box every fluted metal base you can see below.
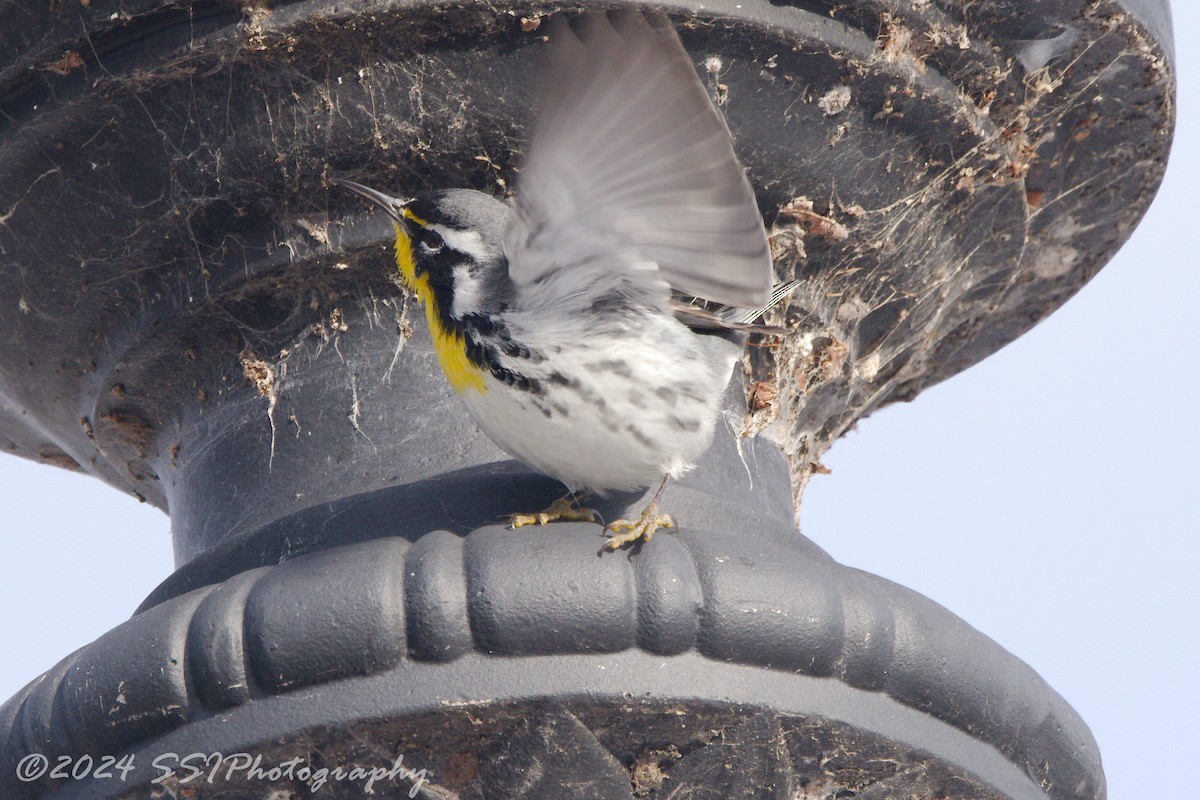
[2,521,1102,800]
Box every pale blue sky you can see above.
[1,7,1195,798]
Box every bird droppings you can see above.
[1030,242,1081,280]
[817,85,852,116]
[856,351,882,382]
[1015,27,1082,74]
[703,55,729,106]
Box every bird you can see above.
[333,10,793,551]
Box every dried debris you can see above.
[777,198,850,243]
[748,380,780,413]
[630,745,680,796]
[43,51,84,76]
[240,348,276,399]
[769,198,850,267]
[877,13,929,74]
[241,347,281,466]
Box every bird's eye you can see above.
[418,228,445,254]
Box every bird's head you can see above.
[334,179,512,326]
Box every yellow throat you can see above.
[392,217,486,395]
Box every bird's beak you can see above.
[330,177,413,227]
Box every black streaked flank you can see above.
[463,330,545,396]
[463,314,541,362]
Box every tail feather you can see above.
[672,279,801,335]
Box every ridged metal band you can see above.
[0,524,1102,799]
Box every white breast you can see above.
[458,312,740,494]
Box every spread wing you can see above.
[505,11,774,309]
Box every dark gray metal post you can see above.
[0,1,1174,797]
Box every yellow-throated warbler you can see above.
[334,11,794,550]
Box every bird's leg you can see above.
[603,474,676,551]
[509,489,599,528]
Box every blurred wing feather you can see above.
[506,11,773,309]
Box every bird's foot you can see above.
[603,504,676,551]
[509,494,598,528]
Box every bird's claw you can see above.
[603,507,676,551]
[509,496,598,528]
